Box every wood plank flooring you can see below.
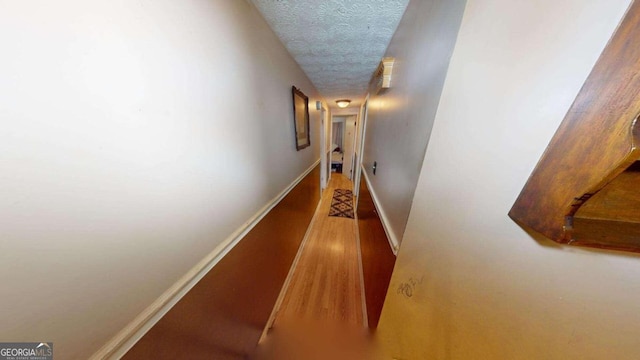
[274,173,364,326]
[251,174,373,360]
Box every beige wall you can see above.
[0,1,320,358]
[378,0,640,359]
[362,0,467,248]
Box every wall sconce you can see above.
[336,99,351,108]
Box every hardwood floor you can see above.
[251,173,375,360]
[274,173,364,326]
[122,170,379,360]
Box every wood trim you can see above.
[354,212,369,328]
[361,167,399,254]
[509,1,640,252]
[91,160,321,360]
[357,174,397,328]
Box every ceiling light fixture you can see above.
[336,99,351,108]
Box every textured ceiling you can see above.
[251,0,410,108]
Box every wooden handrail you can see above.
[509,0,640,252]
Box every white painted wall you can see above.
[331,107,360,117]
[0,1,320,358]
[362,0,467,248]
[378,0,640,359]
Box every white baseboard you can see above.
[90,159,321,360]
[361,167,399,255]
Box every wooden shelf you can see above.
[509,0,640,253]
[572,164,640,251]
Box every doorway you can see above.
[331,115,357,179]
[343,116,356,179]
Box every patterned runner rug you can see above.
[328,189,354,219]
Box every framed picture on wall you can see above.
[292,86,310,150]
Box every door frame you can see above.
[353,95,369,204]
[342,115,357,180]
[320,105,328,191]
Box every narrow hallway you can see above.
[274,173,364,326]
[253,173,374,359]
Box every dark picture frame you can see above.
[292,86,310,150]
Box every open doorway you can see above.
[331,115,357,179]
[330,117,345,174]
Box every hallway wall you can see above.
[0,1,320,358]
[361,0,467,248]
[378,0,640,359]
